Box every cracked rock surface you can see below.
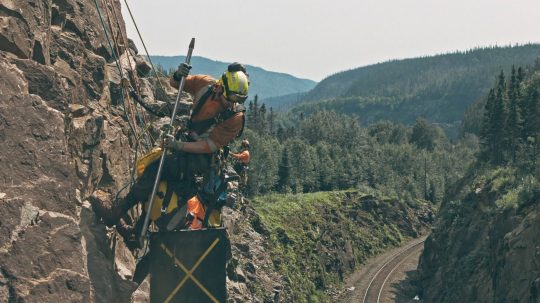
[0,0,160,301]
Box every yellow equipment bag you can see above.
[136,147,163,177]
[144,181,179,221]
[207,209,222,228]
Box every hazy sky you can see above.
[121,0,540,81]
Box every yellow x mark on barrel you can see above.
[160,238,221,303]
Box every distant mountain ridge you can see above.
[149,55,317,100]
[258,92,308,111]
[292,44,540,132]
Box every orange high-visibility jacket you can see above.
[187,195,205,230]
[231,150,250,164]
[171,75,244,150]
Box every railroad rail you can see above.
[362,240,425,303]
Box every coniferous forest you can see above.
[288,45,540,138]
[237,96,478,203]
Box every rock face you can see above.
[0,0,169,301]
[417,172,540,303]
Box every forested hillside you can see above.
[149,55,317,99]
[291,44,540,135]
[417,60,540,302]
[258,92,307,111]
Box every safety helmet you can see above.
[241,139,250,148]
[221,63,249,103]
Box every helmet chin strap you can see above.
[213,82,235,108]
[211,82,224,99]
[221,97,234,109]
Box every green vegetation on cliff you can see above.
[252,190,434,302]
[417,60,540,303]
[418,164,540,302]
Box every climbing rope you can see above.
[101,0,142,142]
[97,0,165,151]
[94,0,158,262]
[92,0,140,149]
[96,0,155,151]
[93,0,185,256]
[92,0,153,205]
[122,0,173,114]
[106,0,154,149]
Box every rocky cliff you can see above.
[417,167,540,302]
[0,0,171,301]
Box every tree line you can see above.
[237,100,478,203]
[294,44,540,128]
[480,65,540,173]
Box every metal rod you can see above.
[139,38,195,245]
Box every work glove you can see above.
[163,134,185,151]
[173,63,191,81]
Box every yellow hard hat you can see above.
[221,64,249,103]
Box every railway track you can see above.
[362,239,425,303]
[338,236,427,303]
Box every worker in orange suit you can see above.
[91,62,250,233]
[230,139,250,187]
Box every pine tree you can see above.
[268,107,275,135]
[517,66,526,84]
[277,147,291,192]
[410,118,438,151]
[518,67,529,140]
[428,179,437,203]
[259,103,267,133]
[481,88,497,163]
[506,66,521,162]
[522,87,540,170]
[276,125,285,141]
[247,100,254,129]
[253,95,259,131]
[490,71,508,164]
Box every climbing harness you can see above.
[188,86,247,138]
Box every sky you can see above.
[121,0,540,81]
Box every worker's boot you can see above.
[116,218,134,238]
[89,189,128,227]
[116,218,140,250]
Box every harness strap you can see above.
[201,178,229,228]
[234,104,246,138]
[160,181,176,213]
[189,103,247,138]
[188,86,213,131]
